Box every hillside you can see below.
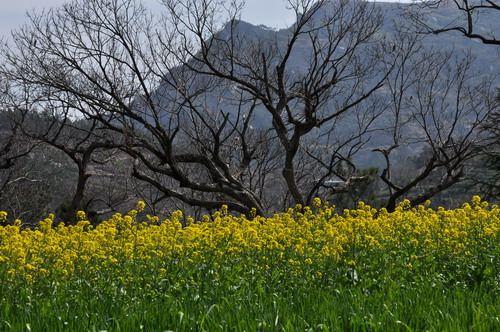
[151,1,499,169]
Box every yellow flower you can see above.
[0,197,497,281]
[76,211,86,221]
[136,201,146,212]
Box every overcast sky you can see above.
[0,0,298,41]
[0,0,409,42]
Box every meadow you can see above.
[0,196,498,331]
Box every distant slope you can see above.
[150,1,499,168]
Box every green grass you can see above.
[1,260,499,331]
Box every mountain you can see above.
[235,2,498,75]
[149,1,499,169]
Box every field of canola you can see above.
[0,196,499,331]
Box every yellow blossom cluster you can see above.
[0,197,498,283]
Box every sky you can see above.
[0,0,295,41]
[0,0,407,42]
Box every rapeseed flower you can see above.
[0,197,497,284]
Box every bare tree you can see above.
[0,110,55,223]
[0,0,263,215]
[473,91,500,201]
[2,63,130,222]
[0,0,392,215]
[404,0,500,205]
[407,0,500,46]
[162,0,391,207]
[0,84,38,203]
[24,114,120,222]
[0,113,25,173]
[0,83,34,171]
[374,31,498,211]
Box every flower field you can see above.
[0,197,499,331]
